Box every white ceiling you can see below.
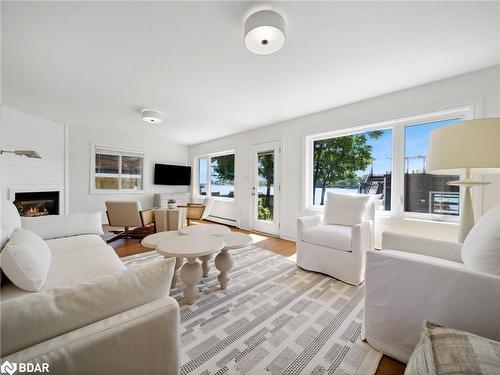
[2,1,499,145]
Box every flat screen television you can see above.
[154,164,191,185]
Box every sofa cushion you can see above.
[43,245,126,291]
[405,321,500,375]
[1,200,21,249]
[323,192,369,226]
[1,258,176,357]
[0,228,52,292]
[46,234,106,256]
[462,205,500,276]
[22,212,104,240]
[302,224,352,251]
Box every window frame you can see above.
[304,106,474,222]
[90,143,146,194]
[193,150,236,201]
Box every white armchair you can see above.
[364,232,500,363]
[296,201,374,285]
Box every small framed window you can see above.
[194,152,235,199]
[91,145,145,193]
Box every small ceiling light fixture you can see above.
[141,109,163,125]
[245,10,285,55]
[0,149,41,158]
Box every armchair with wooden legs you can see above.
[105,201,155,243]
[178,197,214,226]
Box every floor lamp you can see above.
[427,118,500,242]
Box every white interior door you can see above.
[251,141,281,235]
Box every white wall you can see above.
[0,105,68,213]
[189,65,500,244]
[68,125,189,222]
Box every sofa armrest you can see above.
[297,215,322,241]
[365,249,500,363]
[381,231,463,262]
[21,212,103,240]
[351,221,372,255]
[5,297,180,375]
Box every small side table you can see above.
[155,208,187,232]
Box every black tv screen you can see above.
[154,164,191,185]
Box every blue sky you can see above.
[360,117,461,176]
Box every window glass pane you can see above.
[404,118,461,216]
[95,177,119,190]
[257,151,274,222]
[121,177,143,190]
[121,156,143,175]
[313,129,393,210]
[210,154,235,198]
[198,157,208,196]
[95,154,119,174]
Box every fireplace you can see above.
[14,191,60,217]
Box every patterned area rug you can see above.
[122,247,381,375]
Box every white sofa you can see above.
[0,200,180,374]
[365,231,500,363]
[296,201,374,285]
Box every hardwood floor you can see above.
[106,221,405,375]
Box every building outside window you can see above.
[404,118,461,216]
[196,152,235,199]
[92,145,144,192]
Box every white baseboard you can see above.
[205,215,239,227]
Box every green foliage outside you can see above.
[211,154,235,184]
[257,197,272,221]
[313,131,382,205]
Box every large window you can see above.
[92,145,144,192]
[313,129,393,210]
[404,118,460,216]
[196,152,235,198]
[307,108,472,220]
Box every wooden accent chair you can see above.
[178,198,214,226]
[105,201,155,243]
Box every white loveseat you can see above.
[365,231,500,363]
[0,200,180,374]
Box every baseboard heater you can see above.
[205,215,239,227]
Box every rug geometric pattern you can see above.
[122,247,381,375]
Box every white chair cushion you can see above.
[22,212,104,240]
[0,228,52,291]
[462,205,500,276]
[323,192,370,226]
[1,200,21,249]
[302,224,353,251]
[45,234,106,256]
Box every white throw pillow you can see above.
[1,200,22,249]
[0,228,52,291]
[462,205,500,276]
[323,192,370,226]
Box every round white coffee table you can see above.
[156,235,224,304]
[141,230,183,249]
[214,232,253,289]
[179,224,230,236]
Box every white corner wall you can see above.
[68,125,189,223]
[0,105,68,213]
[189,65,500,244]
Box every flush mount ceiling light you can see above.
[141,109,163,125]
[245,10,285,55]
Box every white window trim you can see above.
[90,143,146,194]
[193,150,236,201]
[304,105,474,223]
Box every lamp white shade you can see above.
[427,118,500,175]
[245,10,285,55]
